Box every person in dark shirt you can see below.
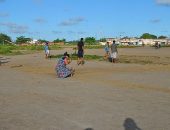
[77,38,84,65]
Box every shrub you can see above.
[0,45,12,54]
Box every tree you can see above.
[85,37,96,45]
[16,36,31,44]
[99,38,106,42]
[121,36,130,39]
[0,33,12,44]
[38,39,48,43]
[53,38,66,43]
[140,33,157,39]
[53,38,60,43]
[158,35,167,39]
[62,38,66,42]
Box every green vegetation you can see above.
[53,38,66,43]
[158,35,167,39]
[38,39,49,43]
[50,54,167,65]
[16,36,31,44]
[84,45,137,49]
[140,33,157,39]
[84,45,104,49]
[99,38,106,42]
[85,37,96,45]
[0,45,12,54]
[0,33,12,44]
[51,53,103,60]
[0,44,62,55]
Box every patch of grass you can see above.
[84,45,104,49]
[118,55,160,64]
[0,44,62,55]
[0,45,12,54]
[50,44,62,50]
[51,53,103,60]
[14,45,44,50]
[84,45,138,49]
[51,54,164,64]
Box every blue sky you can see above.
[0,0,170,41]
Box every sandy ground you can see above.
[0,47,170,130]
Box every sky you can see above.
[0,0,170,41]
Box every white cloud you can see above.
[0,0,5,3]
[156,0,170,6]
[59,17,85,26]
[34,18,47,24]
[33,0,42,4]
[52,31,62,34]
[66,31,86,35]
[0,12,9,17]
[0,22,29,34]
[77,31,86,34]
[150,19,161,23]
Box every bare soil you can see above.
[0,47,170,130]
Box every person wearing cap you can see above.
[55,52,75,78]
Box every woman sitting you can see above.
[55,52,75,78]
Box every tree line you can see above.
[0,33,168,45]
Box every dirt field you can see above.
[0,47,170,130]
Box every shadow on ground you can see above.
[123,118,142,130]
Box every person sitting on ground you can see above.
[55,52,75,78]
[104,42,110,60]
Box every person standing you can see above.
[110,40,118,63]
[77,38,84,65]
[104,42,110,60]
[44,42,50,59]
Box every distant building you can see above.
[105,38,116,45]
[105,37,170,46]
[29,39,38,44]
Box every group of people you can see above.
[104,40,118,63]
[55,38,85,78]
[45,38,118,78]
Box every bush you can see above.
[0,45,12,54]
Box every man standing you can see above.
[77,38,84,65]
[110,40,118,63]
